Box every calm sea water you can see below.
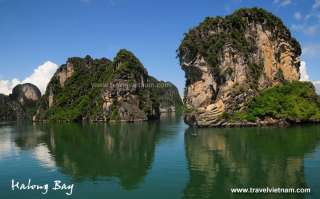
[0,116,320,199]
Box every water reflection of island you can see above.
[184,126,320,199]
[15,122,160,189]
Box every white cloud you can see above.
[299,61,320,94]
[0,127,21,160]
[294,12,302,20]
[274,0,292,6]
[22,61,58,94]
[291,24,303,31]
[291,24,319,36]
[304,25,318,35]
[302,44,320,58]
[0,78,21,96]
[0,61,58,95]
[305,14,313,20]
[314,81,320,94]
[33,144,56,169]
[313,0,320,9]
[299,61,309,81]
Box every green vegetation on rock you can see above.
[113,49,147,77]
[42,56,114,121]
[228,81,320,122]
[178,7,301,86]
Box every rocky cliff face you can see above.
[33,49,182,122]
[0,94,25,121]
[147,77,183,114]
[0,83,41,121]
[178,8,304,127]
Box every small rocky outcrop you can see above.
[178,8,319,127]
[11,83,41,106]
[33,49,182,122]
[0,83,41,121]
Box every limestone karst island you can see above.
[178,8,320,127]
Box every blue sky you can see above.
[0,0,319,95]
